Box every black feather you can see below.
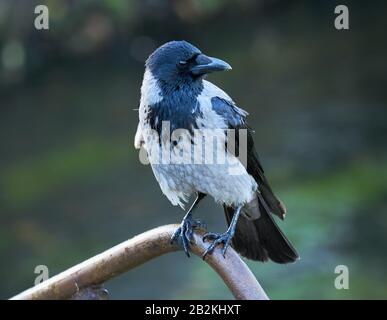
[212,97,286,219]
[224,199,299,263]
[212,97,299,263]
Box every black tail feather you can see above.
[223,198,299,263]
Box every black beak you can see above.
[190,54,232,76]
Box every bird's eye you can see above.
[178,60,187,67]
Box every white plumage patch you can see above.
[134,69,162,150]
[140,69,163,106]
[201,80,232,100]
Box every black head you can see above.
[145,40,231,86]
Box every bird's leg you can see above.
[202,205,242,259]
[171,192,206,257]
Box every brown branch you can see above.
[10,224,268,300]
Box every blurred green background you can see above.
[1,0,386,299]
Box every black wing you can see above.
[212,97,298,262]
[211,96,286,219]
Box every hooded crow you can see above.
[135,40,299,263]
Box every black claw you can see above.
[202,243,215,259]
[202,231,233,259]
[171,216,206,257]
[170,227,181,244]
[182,233,190,257]
[202,232,217,242]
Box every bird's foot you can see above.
[171,215,206,257]
[202,231,233,259]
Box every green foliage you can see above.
[2,137,127,209]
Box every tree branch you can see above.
[10,224,268,300]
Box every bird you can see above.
[134,40,299,263]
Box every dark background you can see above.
[1,0,386,299]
